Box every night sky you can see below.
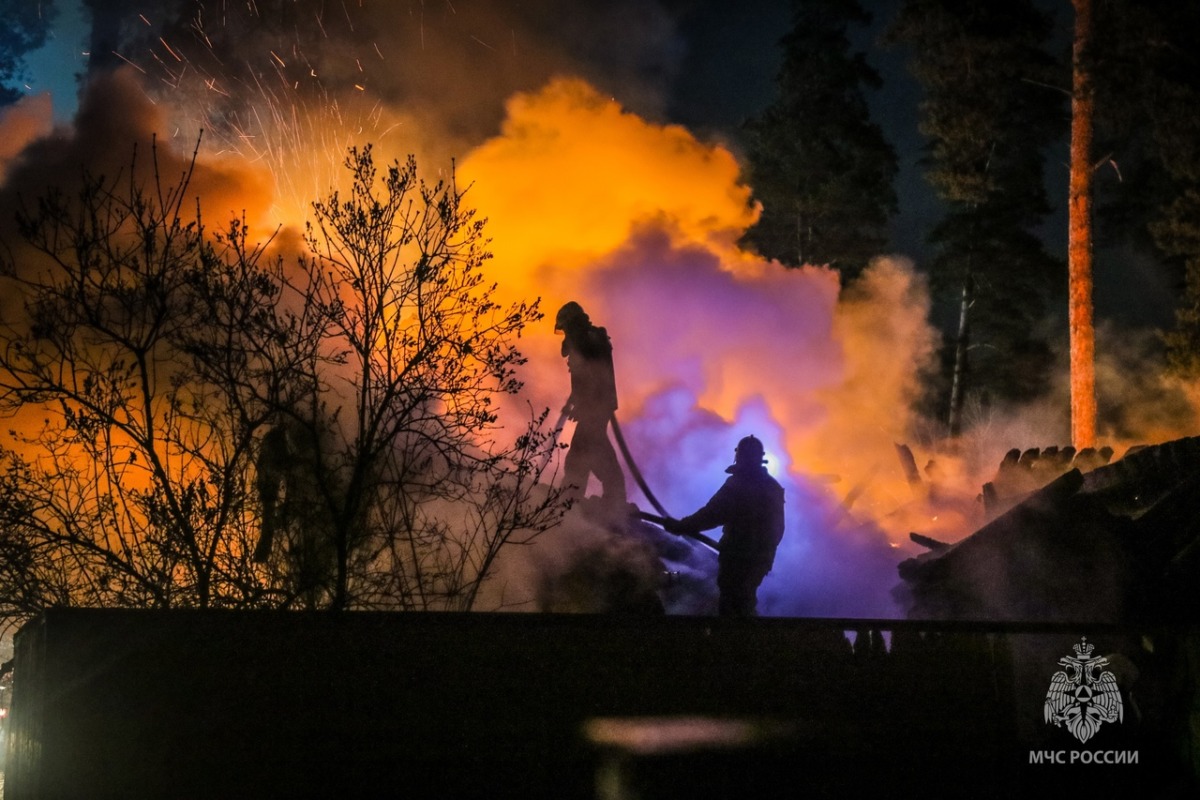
[15,0,1171,330]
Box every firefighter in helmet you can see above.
[663,435,785,616]
[555,301,627,508]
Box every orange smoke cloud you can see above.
[460,81,936,479]
[461,78,941,557]
[804,258,939,522]
[462,77,758,290]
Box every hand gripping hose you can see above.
[635,510,720,552]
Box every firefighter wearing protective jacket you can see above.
[555,301,627,508]
[664,436,785,616]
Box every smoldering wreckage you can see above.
[899,436,1200,623]
[546,429,1200,625]
[6,304,1200,797]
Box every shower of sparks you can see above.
[108,3,406,225]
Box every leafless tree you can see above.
[0,142,282,625]
[273,145,566,611]
[0,140,566,629]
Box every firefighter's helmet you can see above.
[729,435,767,472]
[554,301,588,332]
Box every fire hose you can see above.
[610,415,720,553]
[544,409,720,553]
[634,510,721,552]
[608,414,670,519]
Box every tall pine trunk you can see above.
[947,274,973,438]
[1069,0,1097,447]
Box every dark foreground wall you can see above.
[4,610,1197,799]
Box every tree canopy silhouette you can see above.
[0,140,565,629]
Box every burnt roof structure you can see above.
[898,436,1200,622]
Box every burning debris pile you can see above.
[897,436,1200,622]
[981,443,1114,518]
[533,500,719,615]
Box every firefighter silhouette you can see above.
[555,301,627,508]
[253,423,293,562]
[664,435,785,616]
